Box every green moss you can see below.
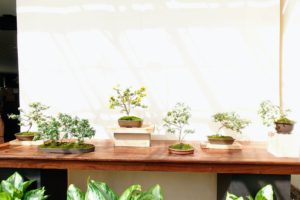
[15,132,37,136]
[40,142,94,150]
[207,135,233,139]
[119,116,143,121]
[275,117,295,124]
[169,143,194,150]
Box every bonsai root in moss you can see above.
[119,116,143,121]
[39,142,95,154]
[40,142,94,149]
[15,131,37,136]
[207,135,234,139]
[169,143,194,150]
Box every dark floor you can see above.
[292,185,300,200]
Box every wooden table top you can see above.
[0,140,299,174]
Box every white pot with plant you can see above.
[258,100,295,134]
[208,112,250,145]
[163,103,195,155]
[109,85,147,128]
[8,102,49,141]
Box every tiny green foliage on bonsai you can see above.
[163,103,194,149]
[8,102,49,133]
[109,85,147,120]
[213,112,250,135]
[37,113,95,147]
[258,100,295,127]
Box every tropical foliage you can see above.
[67,179,163,200]
[0,172,47,200]
[226,184,273,200]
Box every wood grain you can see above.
[0,140,299,174]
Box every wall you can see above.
[282,0,300,189]
[0,0,16,15]
[17,0,279,199]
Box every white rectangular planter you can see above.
[111,125,154,147]
[267,132,300,158]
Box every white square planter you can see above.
[267,132,300,158]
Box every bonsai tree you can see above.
[37,113,96,153]
[8,102,49,140]
[163,103,194,153]
[109,85,147,127]
[258,100,295,133]
[208,112,250,144]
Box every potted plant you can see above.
[109,85,147,128]
[163,103,195,155]
[37,113,96,154]
[0,172,48,199]
[208,112,250,145]
[258,100,295,134]
[226,184,273,200]
[8,102,49,141]
[67,178,163,200]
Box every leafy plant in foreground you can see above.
[0,172,47,200]
[67,179,163,200]
[226,184,273,200]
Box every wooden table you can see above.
[0,140,297,199]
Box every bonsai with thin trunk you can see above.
[208,112,250,144]
[258,100,295,134]
[109,85,147,127]
[8,102,49,140]
[163,103,194,152]
[37,113,96,153]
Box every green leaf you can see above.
[6,172,23,190]
[85,180,116,200]
[1,180,22,199]
[67,184,84,200]
[20,180,35,192]
[146,185,163,200]
[254,185,273,200]
[226,192,243,200]
[91,181,118,200]
[0,192,12,200]
[119,185,141,200]
[23,187,48,200]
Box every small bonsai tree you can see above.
[37,113,96,150]
[258,100,295,127]
[8,102,49,135]
[163,103,194,150]
[109,85,147,121]
[212,112,250,137]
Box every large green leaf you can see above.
[146,185,163,200]
[20,180,35,193]
[119,185,141,200]
[0,192,12,200]
[1,180,22,199]
[254,185,273,200]
[85,180,109,200]
[23,187,48,200]
[226,192,244,200]
[6,172,23,190]
[67,184,84,200]
[90,181,118,200]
